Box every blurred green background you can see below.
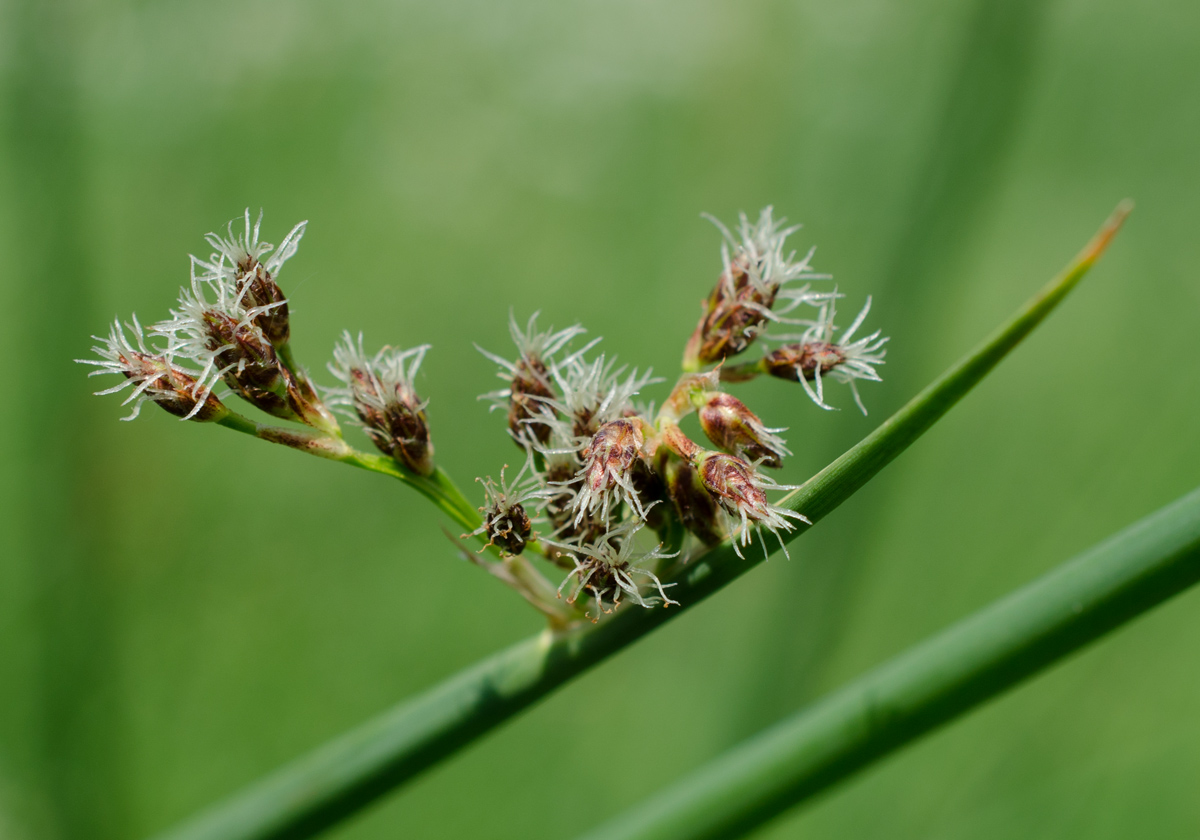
[2,0,1199,837]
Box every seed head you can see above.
[525,349,660,534]
[550,518,679,620]
[764,295,887,414]
[77,317,226,422]
[571,417,649,525]
[477,312,590,446]
[468,460,544,556]
[683,207,832,368]
[696,450,808,558]
[191,209,305,346]
[697,392,790,468]
[327,331,435,476]
[154,278,297,420]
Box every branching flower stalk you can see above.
[81,205,891,628]
[463,206,891,615]
[79,210,567,623]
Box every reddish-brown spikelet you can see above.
[761,342,845,382]
[508,357,557,445]
[698,392,788,468]
[346,365,435,477]
[699,452,770,518]
[236,261,290,346]
[120,352,225,421]
[683,253,776,367]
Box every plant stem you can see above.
[579,485,1200,840]
[149,204,1129,840]
[275,342,304,382]
[776,200,1131,521]
[216,411,480,532]
[342,452,480,533]
[214,411,570,620]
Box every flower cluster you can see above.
[78,316,227,422]
[686,207,888,414]
[469,207,889,617]
[477,316,662,572]
[552,518,679,618]
[467,460,545,555]
[760,296,888,414]
[326,332,435,476]
[79,210,436,477]
[83,204,888,626]
[682,207,830,368]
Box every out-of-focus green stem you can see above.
[580,485,1200,840]
[151,204,1129,840]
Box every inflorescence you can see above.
[81,206,888,625]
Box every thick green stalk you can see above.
[580,485,1200,840]
[149,205,1128,840]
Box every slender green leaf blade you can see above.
[579,484,1200,840]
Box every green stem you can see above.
[579,485,1200,840]
[715,360,762,383]
[216,412,480,533]
[271,342,343,438]
[149,204,1129,840]
[275,342,308,389]
[215,412,353,462]
[343,453,480,533]
[776,199,1131,519]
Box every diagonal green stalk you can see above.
[579,485,1200,840]
[149,204,1129,840]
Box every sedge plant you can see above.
[79,201,1131,840]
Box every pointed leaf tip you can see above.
[1081,199,1133,267]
